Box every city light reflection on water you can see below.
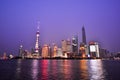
[2,59,120,80]
[41,60,49,80]
[16,59,22,79]
[79,60,89,79]
[31,60,39,80]
[88,60,105,80]
[62,60,72,79]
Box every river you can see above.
[0,59,120,80]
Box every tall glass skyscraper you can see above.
[79,26,88,58]
[82,26,87,45]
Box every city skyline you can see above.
[0,0,120,55]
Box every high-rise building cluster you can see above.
[18,24,109,59]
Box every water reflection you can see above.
[49,60,57,79]
[16,59,22,79]
[41,60,48,80]
[89,60,105,80]
[79,60,89,79]
[14,59,107,80]
[31,60,39,80]
[63,60,72,77]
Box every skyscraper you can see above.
[66,39,72,53]
[89,41,100,58]
[62,39,72,53]
[62,40,67,53]
[82,26,87,45]
[79,26,88,58]
[72,35,78,55]
[19,45,23,57]
[42,44,49,58]
[56,48,63,57]
[53,44,58,57]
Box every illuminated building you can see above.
[19,45,23,57]
[25,51,32,58]
[48,44,52,58]
[79,26,88,58]
[89,41,100,58]
[79,43,86,58]
[62,40,67,53]
[53,44,58,57]
[62,39,72,57]
[79,42,89,58]
[72,35,78,55]
[85,45,89,57]
[9,54,14,59]
[18,45,29,59]
[82,26,87,45]
[42,44,49,58]
[3,52,8,59]
[66,39,72,53]
[56,48,63,57]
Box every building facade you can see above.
[89,41,100,58]
[72,35,78,55]
[42,44,49,58]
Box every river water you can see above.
[0,59,120,80]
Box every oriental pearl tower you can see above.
[34,21,40,58]
[35,22,40,53]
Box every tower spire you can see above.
[37,21,40,31]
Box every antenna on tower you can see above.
[37,21,40,30]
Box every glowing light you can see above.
[88,54,90,57]
[89,60,105,80]
[79,60,89,79]
[16,59,22,78]
[35,23,40,53]
[90,45,96,52]
[64,53,68,58]
[31,60,39,80]
[82,54,86,58]
[41,60,48,80]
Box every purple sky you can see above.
[0,0,120,55]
